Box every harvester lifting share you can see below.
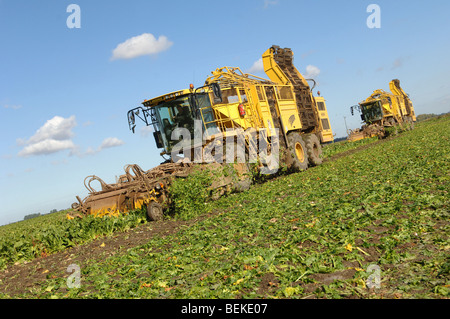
[71,163,193,220]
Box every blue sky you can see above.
[1,0,449,225]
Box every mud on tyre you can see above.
[146,201,163,221]
[286,132,308,171]
[304,134,323,166]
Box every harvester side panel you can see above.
[248,85,276,132]
[314,97,333,143]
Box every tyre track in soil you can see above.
[0,135,396,297]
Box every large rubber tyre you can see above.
[304,134,323,166]
[286,132,308,172]
[146,202,163,221]
[407,117,415,130]
[231,143,253,193]
[233,173,252,192]
[232,162,253,192]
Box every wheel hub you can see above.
[295,142,305,162]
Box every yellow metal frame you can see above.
[389,80,416,121]
[262,48,309,87]
[88,188,161,218]
[314,96,333,143]
[143,89,191,108]
[261,47,334,143]
[204,67,301,136]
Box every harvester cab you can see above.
[358,100,384,124]
[128,83,223,160]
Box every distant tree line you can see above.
[333,136,348,143]
[23,209,61,221]
[23,213,41,220]
[416,112,449,122]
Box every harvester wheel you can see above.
[231,143,252,192]
[146,202,163,221]
[232,164,252,192]
[286,132,308,172]
[304,134,322,166]
[406,117,415,130]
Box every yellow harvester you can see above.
[348,79,416,141]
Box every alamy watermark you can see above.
[66,4,81,29]
[67,263,81,288]
[367,4,381,29]
[65,4,380,30]
[63,263,381,290]
[366,264,381,289]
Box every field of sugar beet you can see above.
[0,115,448,299]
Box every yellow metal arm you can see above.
[262,47,290,85]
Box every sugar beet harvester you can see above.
[347,79,416,142]
[71,46,334,221]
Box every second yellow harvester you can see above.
[348,79,416,141]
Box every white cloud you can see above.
[3,104,22,110]
[391,57,409,70]
[69,136,125,158]
[99,137,124,150]
[82,120,94,127]
[111,33,173,60]
[83,147,97,156]
[140,126,153,138]
[19,139,76,157]
[263,0,278,9]
[74,137,125,157]
[27,115,76,145]
[303,65,321,79]
[248,58,264,74]
[16,116,124,158]
[18,116,77,157]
